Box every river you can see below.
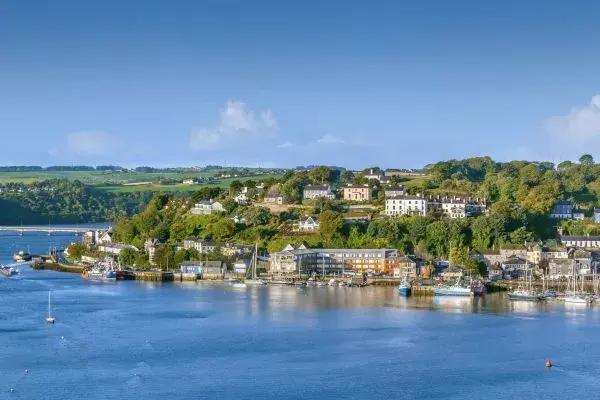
[2,231,600,399]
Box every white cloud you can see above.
[545,95,600,143]
[316,134,345,145]
[190,100,278,150]
[67,131,116,156]
[277,141,295,149]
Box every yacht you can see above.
[508,263,542,301]
[245,244,267,285]
[46,291,56,324]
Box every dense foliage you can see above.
[0,179,153,224]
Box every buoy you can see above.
[545,359,552,368]
[25,369,29,374]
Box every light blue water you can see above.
[2,231,600,399]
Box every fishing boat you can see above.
[82,258,117,282]
[46,291,56,324]
[508,263,542,301]
[82,268,104,281]
[13,251,32,263]
[0,264,18,277]
[469,279,486,296]
[245,244,267,285]
[398,276,412,296]
[433,279,471,296]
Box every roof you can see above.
[299,216,318,223]
[344,184,371,189]
[554,200,572,206]
[180,261,203,266]
[562,236,600,241]
[204,261,225,268]
[386,195,425,200]
[384,186,406,191]
[502,257,527,265]
[304,185,329,191]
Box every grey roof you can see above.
[304,185,329,191]
[502,257,527,264]
[554,200,572,206]
[180,261,203,266]
[387,195,425,200]
[385,186,406,191]
[562,236,600,241]
[205,261,225,268]
[300,216,318,223]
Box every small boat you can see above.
[398,276,412,297]
[316,281,327,287]
[564,292,592,305]
[82,268,105,281]
[232,282,247,288]
[337,281,345,287]
[13,251,32,263]
[46,291,56,324]
[306,277,317,286]
[244,243,267,285]
[469,280,486,296]
[508,289,542,301]
[433,279,471,296]
[0,265,18,277]
[294,281,306,287]
[328,278,337,287]
[543,289,557,299]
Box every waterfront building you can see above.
[427,196,487,219]
[595,208,600,224]
[144,238,159,264]
[180,261,203,274]
[385,195,427,217]
[233,260,249,274]
[303,185,335,200]
[270,247,399,275]
[391,256,418,278]
[203,261,227,278]
[501,256,529,278]
[191,200,225,215]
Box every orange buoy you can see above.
[545,359,552,368]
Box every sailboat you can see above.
[46,291,56,324]
[508,262,542,301]
[564,264,591,305]
[245,244,266,285]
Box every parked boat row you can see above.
[81,258,117,282]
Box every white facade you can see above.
[191,200,225,215]
[295,216,320,232]
[303,185,335,200]
[561,236,600,248]
[385,195,427,217]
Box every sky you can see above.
[2,0,600,169]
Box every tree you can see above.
[449,243,469,267]
[579,154,594,165]
[243,207,271,227]
[319,211,345,246]
[66,243,86,259]
[229,180,243,196]
[119,247,137,267]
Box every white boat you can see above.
[328,278,337,286]
[316,281,327,286]
[564,294,591,304]
[232,282,247,288]
[508,263,542,301]
[245,243,267,285]
[46,291,56,324]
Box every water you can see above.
[2,231,600,399]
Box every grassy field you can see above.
[0,170,285,193]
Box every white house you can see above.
[385,195,428,217]
[303,185,335,200]
[191,200,225,215]
[144,238,159,264]
[97,243,138,256]
[234,187,250,205]
[295,216,320,232]
[561,235,600,249]
[182,238,217,254]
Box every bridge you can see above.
[0,226,110,235]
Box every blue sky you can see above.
[2,0,600,169]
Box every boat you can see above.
[564,293,591,305]
[469,279,486,296]
[232,282,247,288]
[543,289,557,299]
[306,277,317,286]
[337,281,345,287]
[316,281,327,286]
[82,258,117,282]
[13,251,32,263]
[563,263,592,305]
[398,276,412,296]
[46,291,56,324]
[508,263,542,301]
[245,244,267,285]
[0,264,18,277]
[328,278,337,286]
[433,279,471,296]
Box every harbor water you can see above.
[2,231,600,399]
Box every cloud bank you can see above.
[190,100,278,150]
[545,95,600,153]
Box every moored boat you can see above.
[13,251,32,263]
[398,276,412,297]
[433,278,471,296]
[508,289,542,301]
[0,265,18,277]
